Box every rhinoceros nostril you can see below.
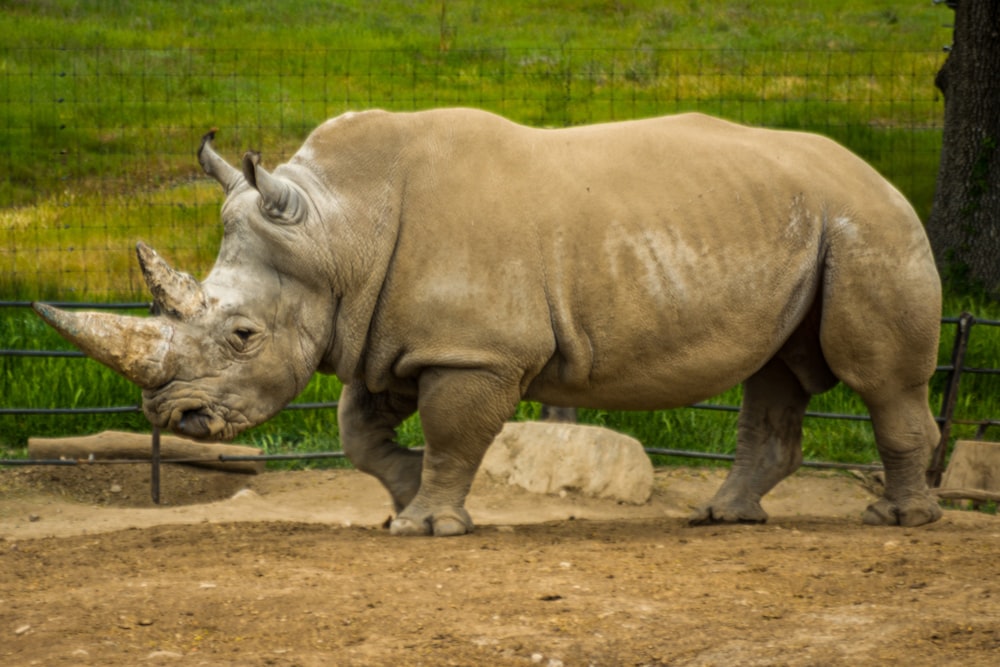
[178,409,214,440]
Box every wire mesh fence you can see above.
[2,46,945,301]
[9,45,995,473]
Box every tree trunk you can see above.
[926,0,1000,296]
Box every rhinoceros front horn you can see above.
[135,242,205,320]
[198,130,242,193]
[242,150,302,223]
[32,303,176,390]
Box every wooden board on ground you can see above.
[936,439,1000,503]
[28,430,265,474]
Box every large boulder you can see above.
[480,422,653,504]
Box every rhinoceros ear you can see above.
[241,150,303,224]
[198,130,243,194]
[136,242,206,321]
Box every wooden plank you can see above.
[932,487,1000,503]
[938,439,1000,498]
[28,430,265,474]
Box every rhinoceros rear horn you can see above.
[136,242,206,320]
[198,130,243,193]
[242,150,303,224]
[32,303,176,390]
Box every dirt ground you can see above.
[1,462,998,667]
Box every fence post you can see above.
[151,426,161,504]
[927,311,974,487]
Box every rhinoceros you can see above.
[35,108,944,536]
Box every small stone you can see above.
[14,625,30,636]
[145,650,183,660]
[110,484,123,494]
[27,514,40,523]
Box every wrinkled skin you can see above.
[36,109,944,536]
[139,261,329,442]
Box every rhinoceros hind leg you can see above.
[862,496,942,527]
[855,387,943,527]
[818,248,942,527]
[337,384,422,513]
[689,357,809,526]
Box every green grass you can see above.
[0,46,946,298]
[2,2,950,52]
[2,1,951,298]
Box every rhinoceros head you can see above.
[34,133,337,441]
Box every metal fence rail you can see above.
[3,300,998,503]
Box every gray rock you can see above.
[481,422,653,504]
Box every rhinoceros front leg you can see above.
[690,358,809,525]
[390,368,521,537]
[337,383,422,513]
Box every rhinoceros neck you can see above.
[301,112,409,381]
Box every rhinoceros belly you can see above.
[523,220,823,410]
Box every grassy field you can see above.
[2,1,951,298]
[5,1,996,467]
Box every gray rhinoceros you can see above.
[35,108,944,536]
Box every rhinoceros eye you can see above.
[226,321,262,353]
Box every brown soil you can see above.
[1,464,998,666]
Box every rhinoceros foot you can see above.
[390,506,474,537]
[862,496,943,527]
[687,500,769,526]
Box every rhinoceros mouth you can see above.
[177,409,223,440]
[142,388,250,442]
[170,406,250,442]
